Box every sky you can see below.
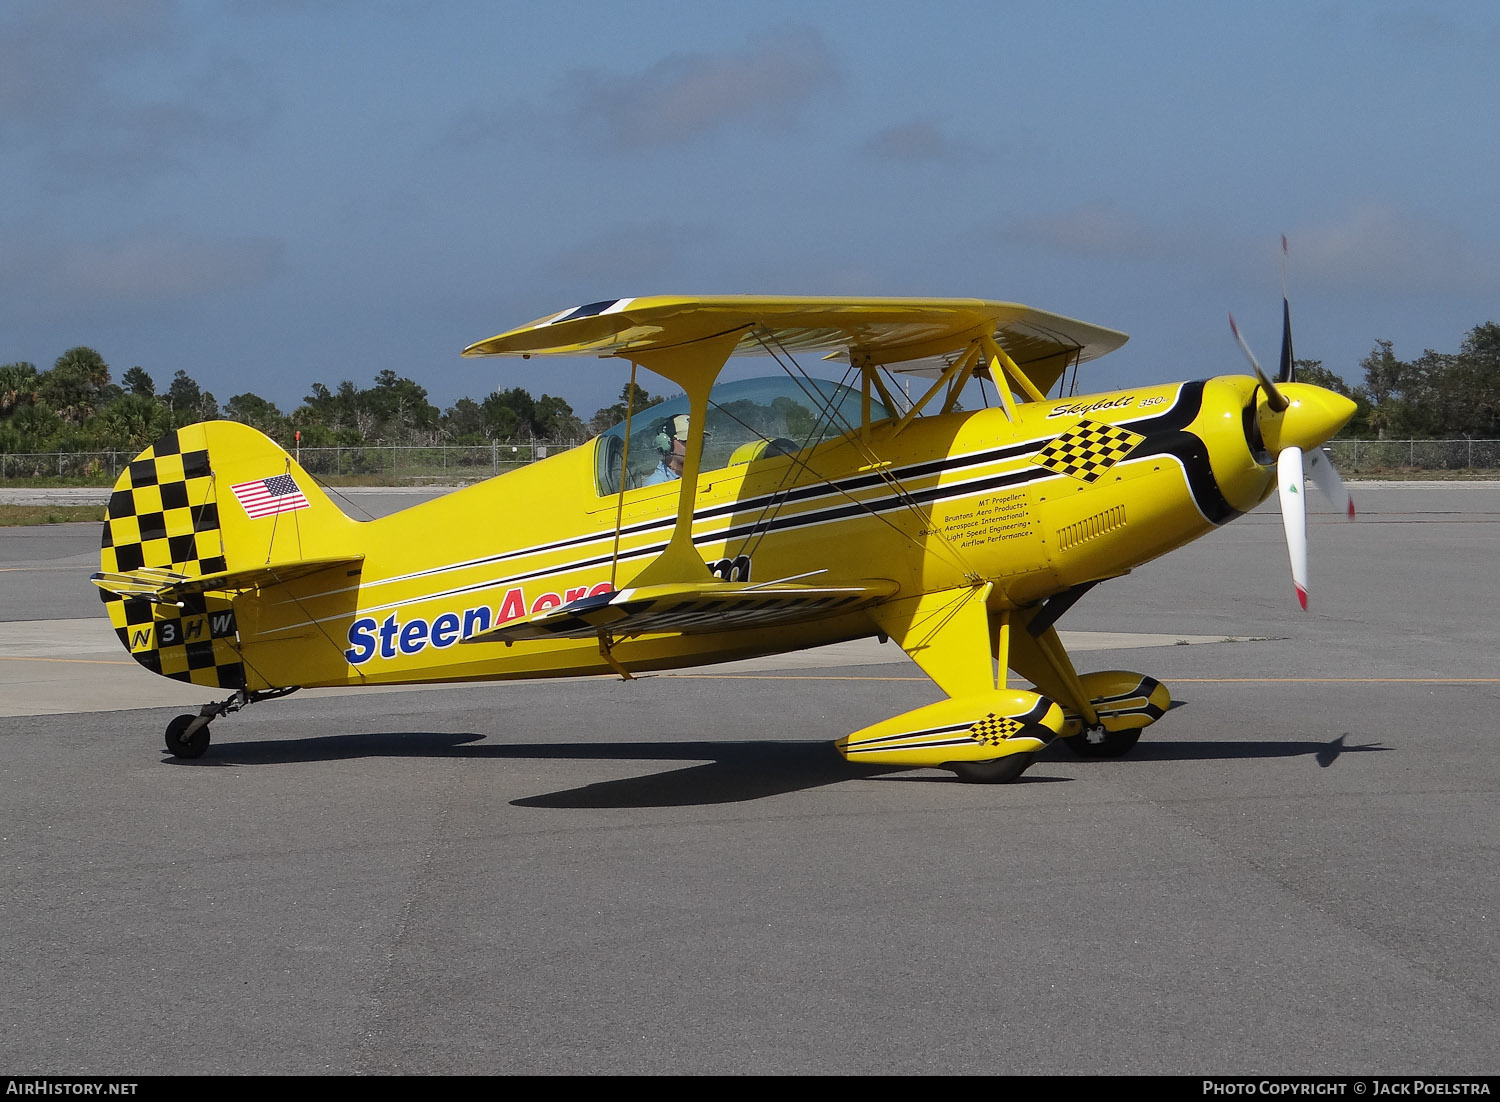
[3,0,1498,422]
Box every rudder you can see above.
[98,422,358,690]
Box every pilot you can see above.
[641,413,690,485]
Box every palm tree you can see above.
[0,362,39,416]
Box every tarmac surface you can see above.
[1,482,1497,1075]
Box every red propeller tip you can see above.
[1295,585,1308,610]
[1347,499,1356,520]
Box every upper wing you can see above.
[463,577,900,644]
[461,296,1128,395]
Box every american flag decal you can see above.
[231,473,310,519]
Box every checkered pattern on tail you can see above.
[99,429,246,690]
[1031,419,1146,483]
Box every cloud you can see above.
[989,200,1500,298]
[999,203,1165,259]
[1,227,284,318]
[1371,8,1489,48]
[858,118,991,166]
[451,25,841,154]
[0,0,179,125]
[0,0,271,188]
[545,222,718,285]
[1290,202,1500,294]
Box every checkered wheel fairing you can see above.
[99,429,247,690]
[968,713,1025,746]
[966,693,1059,748]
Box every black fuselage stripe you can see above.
[347,383,1240,611]
[362,435,1050,590]
[1116,381,1240,524]
[370,385,1224,589]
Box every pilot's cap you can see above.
[667,414,690,442]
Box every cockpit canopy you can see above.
[594,375,888,496]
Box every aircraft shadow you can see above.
[167,729,1386,808]
[170,732,902,805]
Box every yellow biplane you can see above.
[92,292,1355,780]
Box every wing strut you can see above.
[980,332,1049,408]
[880,331,1049,434]
[862,362,900,426]
[890,345,977,436]
[620,328,746,589]
[998,606,1102,728]
[608,361,642,589]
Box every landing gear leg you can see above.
[162,687,299,759]
[1064,724,1142,759]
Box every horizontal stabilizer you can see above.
[91,556,364,603]
[465,577,899,643]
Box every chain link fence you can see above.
[292,442,579,480]
[3,439,1498,483]
[0,442,581,483]
[1325,439,1500,475]
[0,451,125,481]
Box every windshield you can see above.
[594,376,887,496]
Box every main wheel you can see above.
[948,751,1036,783]
[165,714,210,759]
[1063,727,1141,758]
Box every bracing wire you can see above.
[742,331,983,579]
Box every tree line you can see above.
[1291,321,1499,439]
[3,321,1496,455]
[0,349,664,455]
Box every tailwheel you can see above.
[948,751,1037,783]
[1064,726,1140,759]
[159,687,297,760]
[164,714,210,759]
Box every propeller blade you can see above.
[1305,446,1356,519]
[1277,447,1309,609]
[1278,296,1294,384]
[1278,235,1295,383]
[1229,312,1289,413]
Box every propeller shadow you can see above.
[1042,733,1387,765]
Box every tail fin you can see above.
[96,421,361,690]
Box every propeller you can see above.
[1278,233,1295,385]
[1230,312,1288,412]
[1276,446,1309,609]
[1229,242,1356,608]
[1305,446,1355,521]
